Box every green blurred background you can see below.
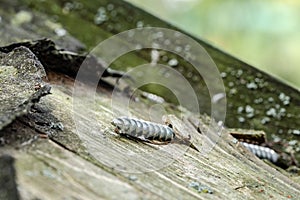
[126,0,300,89]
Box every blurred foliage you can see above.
[126,0,300,89]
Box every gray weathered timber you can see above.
[2,83,300,199]
[11,0,300,163]
[0,0,300,199]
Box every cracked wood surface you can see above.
[2,76,299,199]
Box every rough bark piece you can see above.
[0,39,126,82]
[0,46,50,130]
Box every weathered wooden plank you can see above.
[24,82,299,199]
[0,42,299,199]
[13,141,142,200]
[10,0,300,163]
[0,0,300,199]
